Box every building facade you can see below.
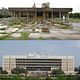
[8,3,72,21]
[3,54,74,76]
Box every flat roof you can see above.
[3,55,74,59]
[8,7,72,12]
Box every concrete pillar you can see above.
[67,13,69,19]
[59,12,61,19]
[52,10,53,22]
[19,12,21,18]
[14,11,15,17]
[10,12,13,22]
[16,13,17,18]
[44,8,46,21]
[11,12,13,17]
[27,11,29,23]
[35,8,37,22]
[52,12,53,19]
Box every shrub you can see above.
[21,32,30,40]
[11,21,21,25]
[12,76,23,80]
[0,14,11,18]
[39,37,44,40]
[59,26,68,29]
[45,77,52,80]
[57,76,66,80]
[0,28,6,30]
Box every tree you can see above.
[51,69,64,77]
[57,75,66,80]
[0,67,2,74]
[45,77,52,80]
[69,13,80,18]
[2,70,8,74]
[74,66,80,74]
[0,67,8,74]
[11,67,27,76]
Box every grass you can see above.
[59,26,68,29]
[39,37,44,40]
[56,21,60,24]
[20,32,30,40]
[68,18,80,23]
[10,21,21,26]
[48,18,80,23]
[0,32,30,40]
[0,35,9,40]
[0,28,6,30]
[31,24,36,28]
[0,75,80,80]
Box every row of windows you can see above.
[26,67,51,71]
[16,64,61,66]
[16,61,61,63]
[16,59,61,61]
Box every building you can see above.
[8,2,72,21]
[3,54,74,76]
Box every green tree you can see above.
[0,67,2,74]
[57,75,66,80]
[11,67,27,76]
[45,77,52,80]
[0,67,8,74]
[69,13,80,18]
[51,69,64,77]
[2,70,8,74]
[74,66,80,74]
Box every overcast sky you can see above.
[0,40,80,67]
[0,0,80,12]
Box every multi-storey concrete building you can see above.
[8,2,72,21]
[3,54,74,76]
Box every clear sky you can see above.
[0,40,80,67]
[0,0,80,13]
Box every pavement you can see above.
[28,30,80,40]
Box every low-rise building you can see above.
[8,3,72,20]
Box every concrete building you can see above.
[3,54,74,76]
[8,3,72,21]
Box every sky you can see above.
[0,0,80,13]
[0,40,80,67]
